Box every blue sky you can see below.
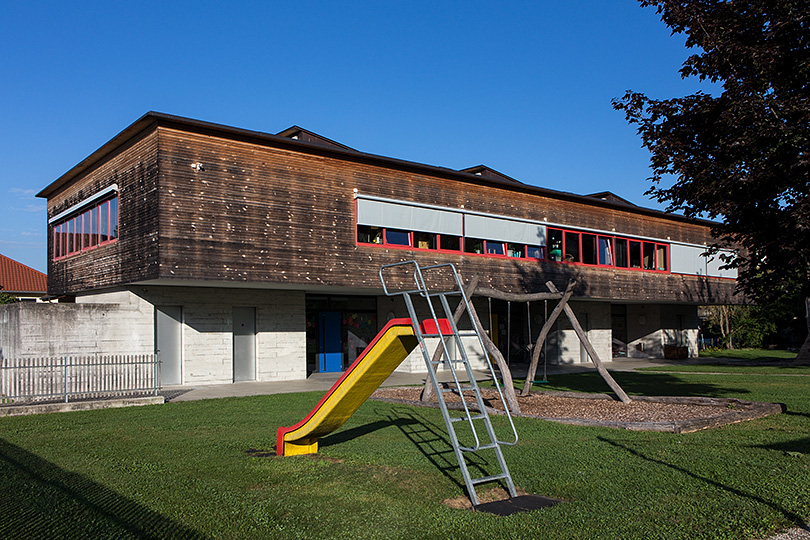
[0,1,711,273]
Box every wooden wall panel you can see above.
[153,127,738,304]
[46,131,160,295]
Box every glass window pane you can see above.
[464,238,484,254]
[615,239,628,267]
[582,234,597,264]
[506,243,523,258]
[643,242,655,270]
[656,245,668,271]
[110,197,118,239]
[598,236,613,265]
[629,241,642,268]
[385,229,410,246]
[89,207,99,247]
[357,225,382,244]
[548,229,563,261]
[53,225,60,258]
[527,245,543,259]
[100,201,109,242]
[440,235,460,251]
[486,241,505,255]
[564,231,580,262]
[414,232,437,250]
[68,218,75,253]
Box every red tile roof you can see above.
[0,254,46,294]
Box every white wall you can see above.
[2,286,307,386]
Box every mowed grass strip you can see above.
[0,367,808,539]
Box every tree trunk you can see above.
[521,281,576,396]
[466,299,522,414]
[796,296,810,363]
[420,276,479,401]
[546,282,632,404]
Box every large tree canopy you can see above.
[613,0,810,306]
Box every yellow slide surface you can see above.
[277,318,420,456]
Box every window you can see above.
[385,228,411,246]
[598,236,613,266]
[564,231,580,262]
[440,234,461,251]
[464,238,484,254]
[629,241,642,268]
[642,242,655,270]
[506,243,523,258]
[527,245,544,259]
[357,225,383,244]
[485,240,505,256]
[581,233,597,265]
[656,244,668,271]
[548,229,563,261]
[414,232,437,250]
[51,195,119,260]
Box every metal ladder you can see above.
[379,261,518,506]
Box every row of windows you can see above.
[547,228,669,272]
[52,196,119,260]
[357,224,669,272]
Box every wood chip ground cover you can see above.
[371,386,783,432]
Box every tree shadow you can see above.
[0,438,206,540]
[753,436,810,455]
[598,436,809,531]
[531,371,750,399]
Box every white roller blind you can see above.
[707,250,738,278]
[464,214,546,245]
[356,199,463,235]
[670,244,707,276]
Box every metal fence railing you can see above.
[0,354,161,404]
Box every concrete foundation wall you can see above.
[3,286,307,385]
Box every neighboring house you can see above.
[27,112,740,386]
[0,254,46,302]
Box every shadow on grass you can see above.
[378,407,493,494]
[319,418,419,448]
[599,436,810,532]
[522,371,751,398]
[754,436,810,456]
[0,438,206,540]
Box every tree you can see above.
[0,286,17,305]
[613,0,810,360]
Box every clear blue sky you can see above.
[0,1,711,273]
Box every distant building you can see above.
[0,254,46,302]
[27,112,740,386]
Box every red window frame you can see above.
[52,195,119,261]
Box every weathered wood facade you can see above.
[34,112,740,385]
[39,113,737,303]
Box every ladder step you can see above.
[470,473,509,485]
[450,414,486,423]
[460,443,499,452]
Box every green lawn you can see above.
[1,369,808,539]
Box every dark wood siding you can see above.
[153,127,738,304]
[46,130,160,295]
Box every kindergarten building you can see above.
[27,112,739,386]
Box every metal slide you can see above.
[276,318,419,456]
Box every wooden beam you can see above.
[545,281,632,404]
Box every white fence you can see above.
[0,354,161,404]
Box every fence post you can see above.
[63,357,69,403]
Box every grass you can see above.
[1,368,809,539]
[640,348,810,375]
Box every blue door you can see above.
[318,312,342,372]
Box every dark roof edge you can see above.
[37,112,718,228]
